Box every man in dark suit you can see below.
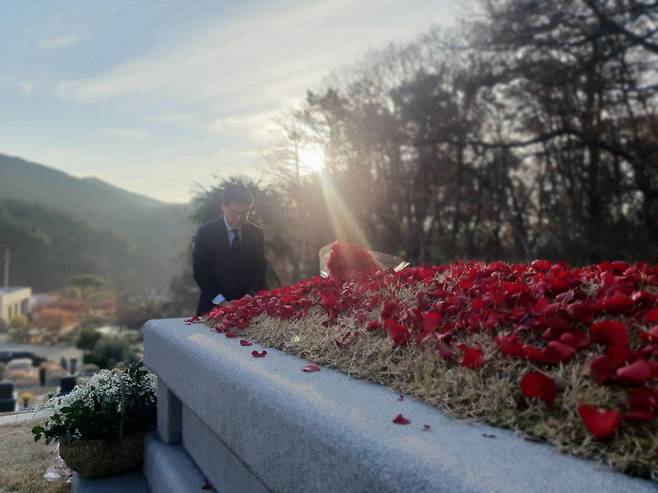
[192,184,267,316]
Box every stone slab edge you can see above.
[72,471,148,493]
[144,318,656,493]
[144,433,215,493]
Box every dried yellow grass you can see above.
[237,306,658,482]
[0,419,69,493]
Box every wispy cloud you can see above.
[57,0,456,137]
[19,81,33,95]
[38,34,86,50]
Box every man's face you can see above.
[222,201,251,228]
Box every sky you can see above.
[0,0,459,203]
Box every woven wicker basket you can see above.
[59,433,144,478]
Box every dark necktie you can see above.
[230,229,241,251]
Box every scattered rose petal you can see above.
[251,350,267,358]
[544,340,577,363]
[385,320,411,347]
[645,308,658,323]
[239,339,253,346]
[616,360,652,384]
[393,414,410,425]
[423,424,431,431]
[419,311,442,341]
[601,292,633,313]
[577,405,620,438]
[225,331,237,339]
[640,325,658,342]
[398,394,404,401]
[606,343,631,367]
[457,344,484,369]
[302,364,321,372]
[590,355,613,384]
[559,331,590,349]
[520,371,557,406]
[496,334,524,357]
[590,320,629,347]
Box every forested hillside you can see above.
[0,154,193,292]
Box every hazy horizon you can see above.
[0,0,459,203]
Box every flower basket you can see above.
[59,433,144,478]
[33,362,156,478]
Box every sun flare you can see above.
[298,145,326,173]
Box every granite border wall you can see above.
[144,318,657,493]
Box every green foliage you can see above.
[32,362,156,444]
[75,328,101,352]
[82,334,138,369]
[190,176,263,225]
[69,275,105,292]
[0,200,137,291]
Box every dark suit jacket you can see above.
[192,217,266,316]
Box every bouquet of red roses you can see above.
[319,241,409,279]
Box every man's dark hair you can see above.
[221,184,253,206]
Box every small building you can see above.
[0,287,32,325]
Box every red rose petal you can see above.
[577,405,620,438]
[590,320,629,347]
[251,350,267,358]
[616,360,652,384]
[496,334,524,357]
[393,414,410,425]
[601,292,633,313]
[302,364,320,372]
[239,339,253,346]
[632,290,656,306]
[520,371,557,406]
[606,343,631,367]
[398,395,404,401]
[385,320,411,346]
[645,308,658,323]
[626,387,657,418]
[419,311,442,341]
[640,325,658,342]
[544,340,577,363]
[590,355,613,384]
[225,331,238,339]
[457,344,484,369]
[559,331,590,349]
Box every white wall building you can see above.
[0,287,32,324]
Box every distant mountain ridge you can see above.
[0,152,194,292]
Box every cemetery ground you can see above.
[0,419,68,493]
